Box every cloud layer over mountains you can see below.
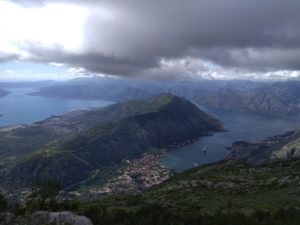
[2,0,300,79]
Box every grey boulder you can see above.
[32,211,93,225]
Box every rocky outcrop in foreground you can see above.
[32,211,93,225]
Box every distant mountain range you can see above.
[31,85,153,102]
[198,81,300,116]
[1,94,223,188]
[30,77,264,102]
[0,80,57,89]
[0,89,9,97]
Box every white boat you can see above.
[203,146,207,153]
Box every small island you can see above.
[0,89,10,98]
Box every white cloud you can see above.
[49,62,66,67]
[0,0,87,55]
[1,0,300,80]
[24,69,32,74]
[5,69,15,74]
[67,67,86,75]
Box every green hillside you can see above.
[8,94,222,187]
[69,158,300,225]
[5,127,300,225]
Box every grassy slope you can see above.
[95,159,300,213]
[47,158,300,225]
[10,159,300,225]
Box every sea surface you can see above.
[0,88,113,127]
[162,107,300,171]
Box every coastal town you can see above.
[71,149,175,198]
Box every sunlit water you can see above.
[0,88,113,127]
[162,107,300,171]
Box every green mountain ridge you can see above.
[7,94,223,187]
[0,94,193,161]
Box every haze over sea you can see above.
[0,88,112,127]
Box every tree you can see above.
[27,179,61,211]
[0,194,7,212]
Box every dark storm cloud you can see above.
[23,45,159,75]
[8,0,300,78]
[0,53,18,63]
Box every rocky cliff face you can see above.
[198,81,300,116]
[9,94,223,187]
[228,130,300,164]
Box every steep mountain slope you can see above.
[9,94,223,187]
[229,129,300,165]
[0,99,147,160]
[198,81,300,116]
[0,94,186,160]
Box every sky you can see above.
[1,0,300,81]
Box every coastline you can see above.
[65,150,174,199]
[67,128,227,199]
